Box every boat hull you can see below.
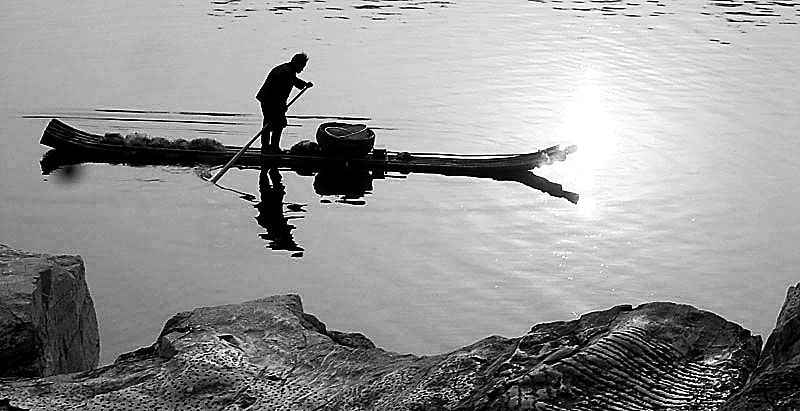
[39,119,575,176]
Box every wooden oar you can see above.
[210,87,309,184]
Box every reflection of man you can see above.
[255,166,304,256]
[256,53,313,154]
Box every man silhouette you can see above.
[256,53,313,154]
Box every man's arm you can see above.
[292,75,312,89]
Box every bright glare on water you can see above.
[1,0,799,364]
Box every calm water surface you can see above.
[1,0,799,364]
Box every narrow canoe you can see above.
[39,119,576,176]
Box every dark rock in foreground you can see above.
[0,242,793,410]
[0,294,762,410]
[721,283,800,410]
[0,244,99,378]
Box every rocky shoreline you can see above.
[1,244,797,410]
[0,245,99,378]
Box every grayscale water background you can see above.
[1,0,798,364]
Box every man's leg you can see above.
[261,104,271,155]
[270,127,283,153]
[261,130,271,155]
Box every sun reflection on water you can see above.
[558,70,617,216]
[576,194,597,216]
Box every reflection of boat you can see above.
[316,122,375,157]
[313,167,376,205]
[40,119,577,176]
[309,166,580,205]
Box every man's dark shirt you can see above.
[256,62,307,111]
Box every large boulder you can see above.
[0,244,99,377]
[462,302,761,410]
[721,283,800,410]
[0,294,760,410]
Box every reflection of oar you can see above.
[210,87,310,184]
[491,171,579,204]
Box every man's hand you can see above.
[305,82,314,89]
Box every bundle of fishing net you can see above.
[124,132,150,147]
[289,139,323,156]
[100,132,225,151]
[172,139,190,150]
[100,132,124,145]
[148,137,172,148]
[187,138,225,151]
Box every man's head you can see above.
[290,53,308,73]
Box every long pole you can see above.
[210,87,309,184]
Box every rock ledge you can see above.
[0,244,99,378]
[1,244,797,410]
[0,295,765,410]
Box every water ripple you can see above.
[208,0,454,23]
[531,0,800,31]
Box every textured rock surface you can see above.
[0,294,760,410]
[721,283,800,411]
[0,244,99,377]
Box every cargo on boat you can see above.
[315,122,375,158]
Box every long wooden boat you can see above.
[40,119,576,176]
